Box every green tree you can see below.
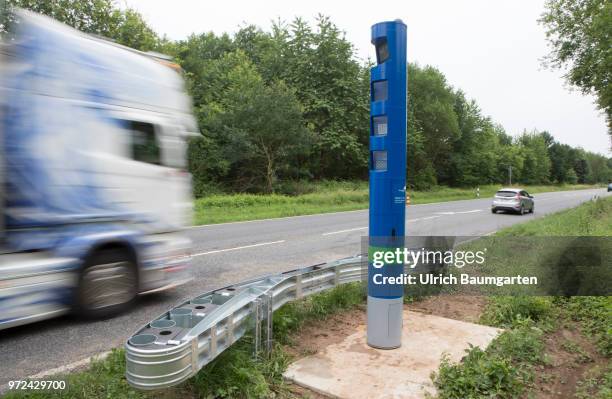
[187,135,230,197]
[585,152,611,183]
[573,155,591,183]
[517,131,552,184]
[223,79,310,192]
[3,0,159,51]
[273,16,370,179]
[107,8,159,51]
[548,142,577,183]
[448,91,500,186]
[541,0,612,144]
[408,63,460,184]
[185,50,310,192]
[407,103,436,189]
[565,167,578,184]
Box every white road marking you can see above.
[322,227,367,236]
[407,215,442,222]
[419,215,443,221]
[191,240,286,257]
[9,350,111,388]
[435,209,483,215]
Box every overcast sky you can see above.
[125,0,610,156]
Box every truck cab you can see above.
[0,10,196,329]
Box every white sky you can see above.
[125,0,610,156]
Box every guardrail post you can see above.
[227,314,234,344]
[191,337,198,373]
[295,275,303,299]
[252,298,262,358]
[210,325,217,357]
[264,293,273,353]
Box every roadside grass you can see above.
[454,196,612,298]
[432,197,612,398]
[432,296,553,399]
[434,295,612,398]
[193,181,600,225]
[3,283,366,399]
[496,194,612,236]
[479,296,553,328]
[433,318,546,399]
[574,364,612,399]
[564,296,612,357]
[2,349,147,399]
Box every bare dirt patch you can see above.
[530,326,609,399]
[284,296,486,361]
[283,305,366,398]
[284,304,366,360]
[409,295,488,323]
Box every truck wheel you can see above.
[75,248,138,318]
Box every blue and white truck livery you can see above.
[0,11,195,329]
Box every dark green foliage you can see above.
[541,0,612,142]
[434,345,528,399]
[480,296,553,328]
[187,135,230,197]
[190,338,287,399]
[433,297,549,399]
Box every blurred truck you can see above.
[0,10,196,329]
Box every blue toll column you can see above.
[367,20,407,349]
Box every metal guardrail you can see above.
[125,255,365,390]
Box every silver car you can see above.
[491,188,534,215]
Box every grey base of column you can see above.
[367,296,403,349]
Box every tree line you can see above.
[4,0,611,195]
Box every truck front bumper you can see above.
[138,232,193,294]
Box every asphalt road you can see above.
[0,187,608,386]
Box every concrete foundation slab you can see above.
[283,310,502,399]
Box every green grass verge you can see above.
[496,194,612,236]
[433,296,612,399]
[193,182,601,225]
[450,197,612,298]
[4,283,366,399]
[433,318,546,398]
[432,197,612,398]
